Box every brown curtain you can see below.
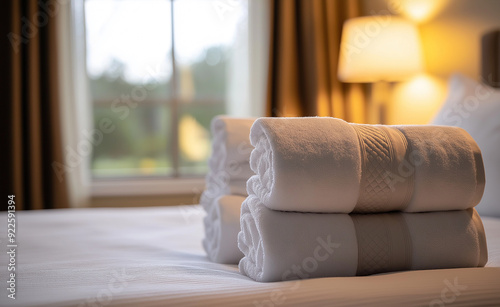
[267,0,368,122]
[1,0,69,210]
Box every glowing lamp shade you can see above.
[338,16,423,83]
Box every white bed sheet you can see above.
[0,205,499,307]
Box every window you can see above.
[85,0,247,179]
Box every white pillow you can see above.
[432,73,500,217]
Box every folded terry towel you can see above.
[201,116,255,264]
[202,116,255,206]
[248,117,485,213]
[208,115,255,181]
[203,195,246,264]
[201,174,248,207]
[238,196,488,282]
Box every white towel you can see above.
[208,116,255,181]
[202,116,255,264]
[248,117,485,213]
[238,196,488,282]
[204,165,252,195]
[201,174,248,207]
[202,116,255,205]
[203,195,246,264]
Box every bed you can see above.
[0,205,499,307]
[2,30,500,307]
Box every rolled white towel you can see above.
[248,117,485,213]
[207,116,255,182]
[203,195,246,264]
[201,173,248,209]
[201,116,255,208]
[238,196,488,282]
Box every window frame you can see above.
[83,0,227,196]
[91,177,205,197]
[77,0,268,200]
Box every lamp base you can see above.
[368,81,392,125]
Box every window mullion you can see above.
[169,0,180,178]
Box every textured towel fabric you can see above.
[201,174,249,206]
[203,195,246,264]
[208,116,255,181]
[204,162,254,196]
[202,116,255,205]
[238,196,488,282]
[248,117,485,213]
[202,116,255,264]
[432,74,500,217]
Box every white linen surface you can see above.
[1,206,499,307]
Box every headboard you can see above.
[481,30,500,88]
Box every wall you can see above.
[360,0,500,124]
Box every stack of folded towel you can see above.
[201,116,255,263]
[238,117,488,282]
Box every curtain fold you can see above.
[1,0,71,210]
[267,0,368,122]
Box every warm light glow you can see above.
[180,66,195,101]
[338,16,423,83]
[391,0,450,23]
[347,85,366,123]
[139,158,158,174]
[388,73,447,124]
[179,115,210,161]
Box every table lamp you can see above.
[338,16,424,123]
